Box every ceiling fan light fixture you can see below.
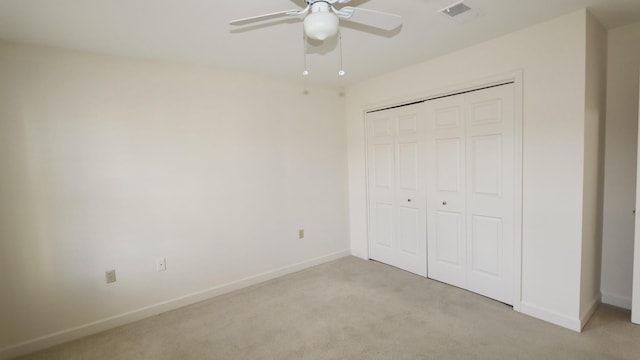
[304,11,339,41]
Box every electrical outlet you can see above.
[156,258,167,272]
[105,269,116,284]
[298,229,305,239]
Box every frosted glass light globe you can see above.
[304,12,339,41]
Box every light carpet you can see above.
[17,256,640,359]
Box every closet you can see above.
[366,83,517,305]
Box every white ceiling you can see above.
[1,0,640,86]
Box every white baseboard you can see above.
[519,302,582,332]
[580,293,601,329]
[350,249,368,260]
[0,250,350,360]
[601,291,632,310]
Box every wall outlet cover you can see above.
[156,258,167,272]
[105,269,116,284]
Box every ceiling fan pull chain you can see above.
[338,30,346,77]
[302,28,310,77]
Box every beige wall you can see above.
[580,12,607,323]
[601,21,640,309]
[0,7,622,356]
[346,10,592,330]
[0,42,350,355]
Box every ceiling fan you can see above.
[229,0,403,41]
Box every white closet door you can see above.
[367,106,427,276]
[426,84,516,305]
[367,113,396,266]
[396,112,428,276]
[425,94,467,289]
[464,84,515,305]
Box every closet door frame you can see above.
[363,70,523,312]
[633,71,640,324]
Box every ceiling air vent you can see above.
[438,1,479,22]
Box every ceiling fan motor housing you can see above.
[304,1,339,41]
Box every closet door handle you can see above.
[407,199,412,202]
[442,201,447,206]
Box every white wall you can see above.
[0,41,350,356]
[580,12,607,324]
[601,21,640,310]
[346,10,591,330]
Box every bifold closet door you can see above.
[366,106,427,277]
[426,84,516,305]
[465,84,515,305]
[424,94,468,289]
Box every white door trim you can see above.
[362,70,524,311]
[632,71,640,324]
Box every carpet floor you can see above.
[17,256,640,359]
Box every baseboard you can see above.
[519,302,582,332]
[580,293,601,329]
[350,249,368,260]
[0,250,350,360]
[601,291,632,310]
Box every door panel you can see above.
[368,116,395,264]
[427,94,467,288]
[398,114,418,134]
[470,99,503,126]
[374,203,394,248]
[374,144,393,189]
[426,84,515,305]
[471,134,502,196]
[373,117,393,136]
[436,139,462,192]
[470,215,502,276]
[395,109,427,276]
[435,106,462,129]
[435,211,463,265]
[465,84,515,305]
[398,206,419,255]
[399,142,418,190]
[367,107,427,276]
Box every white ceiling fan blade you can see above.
[338,7,402,31]
[229,9,304,26]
